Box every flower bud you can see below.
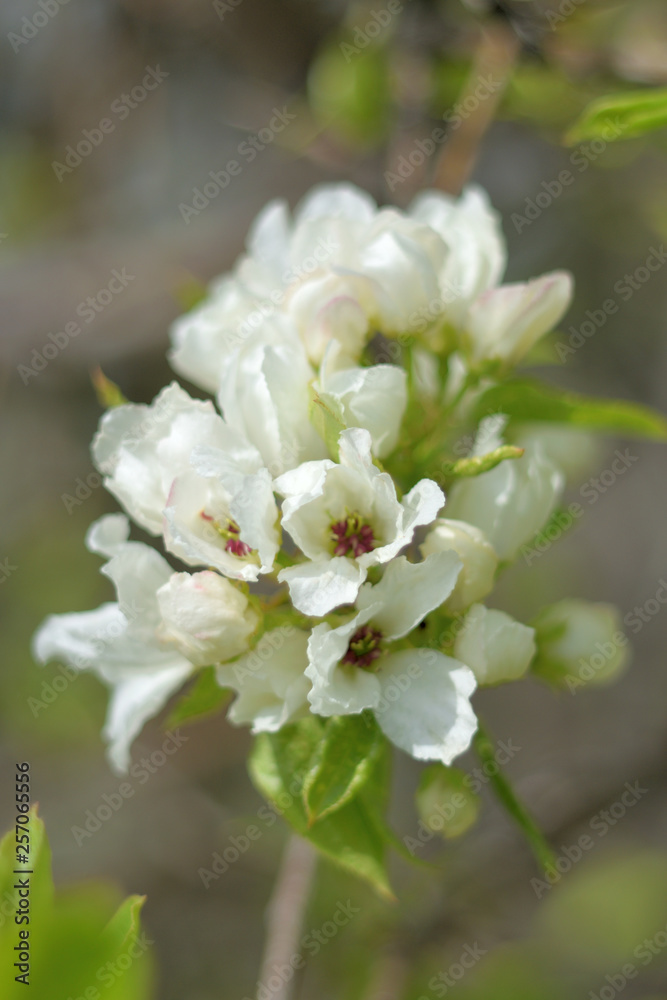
[421,518,498,612]
[416,764,481,840]
[531,599,629,689]
[454,604,536,685]
[157,571,258,667]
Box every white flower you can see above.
[92,382,230,535]
[163,445,280,582]
[421,518,498,611]
[169,278,263,394]
[305,552,477,764]
[315,360,408,458]
[446,417,564,561]
[532,599,629,686]
[156,571,258,668]
[217,629,311,732]
[217,327,327,476]
[454,604,536,685]
[170,183,450,378]
[32,515,256,772]
[33,515,193,773]
[409,185,507,328]
[93,382,280,579]
[275,428,445,616]
[465,272,573,367]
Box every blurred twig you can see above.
[433,21,521,195]
[257,835,317,1000]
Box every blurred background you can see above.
[2,0,667,996]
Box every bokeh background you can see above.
[2,0,667,997]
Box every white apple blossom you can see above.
[446,417,565,561]
[454,604,536,685]
[156,571,258,668]
[420,518,498,612]
[315,359,408,458]
[464,271,573,367]
[93,382,280,580]
[217,629,311,733]
[216,327,327,476]
[163,444,279,582]
[305,551,478,764]
[275,427,445,615]
[409,185,507,329]
[32,515,257,772]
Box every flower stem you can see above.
[473,722,556,873]
[256,835,317,1000]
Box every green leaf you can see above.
[566,88,667,144]
[441,445,525,479]
[166,666,229,730]
[473,725,555,874]
[303,714,385,824]
[249,719,394,898]
[0,808,153,1000]
[473,379,667,441]
[309,387,345,460]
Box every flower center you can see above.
[342,625,384,670]
[330,511,376,558]
[200,512,253,557]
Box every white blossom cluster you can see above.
[34,183,625,774]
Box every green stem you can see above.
[473,722,556,873]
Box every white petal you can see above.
[103,660,194,773]
[92,382,230,535]
[305,609,382,716]
[278,558,367,616]
[375,649,477,764]
[163,472,263,583]
[420,519,498,612]
[217,629,311,732]
[356,551,463,640]
[318,364,408,458]
[86,514,130,558]
[32,603,126,670]
[454,604,536,685]
[446,441,564,561]
[467,271,573,366]
[156,571,257,667]
[295,183,377,224]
